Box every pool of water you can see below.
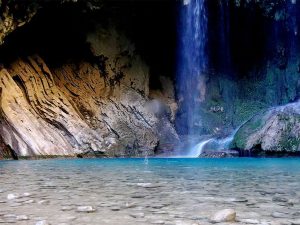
[0,158,300,224]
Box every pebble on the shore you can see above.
[210,209,236,223]
[35,220,50,225]
[76,206,96,213]
[7,194,19,200]
[16,215,29,221]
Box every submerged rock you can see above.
[16,215,29,221]
[210,209,236,223]
[129,212,145,218]
[272,196,289,203]
[36,220,50,225]
[7,193,19,200]
[271,211,289,218]
[76,206,96,213]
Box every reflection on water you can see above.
[0,158,300,224]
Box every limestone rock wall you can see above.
[0,56,104,156]
[0,26,179,157]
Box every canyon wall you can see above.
[0,0,300,157]
[0,45,178,158]
[0,1,178,158]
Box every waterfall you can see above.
[176,0,208,143]
[188,138,213,158]
[176,0,237,157]
[186,129,238,158]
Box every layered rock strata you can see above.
[0,27,179,157]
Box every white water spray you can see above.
[176,0,207,139]
[187,139,213,157]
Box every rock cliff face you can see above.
[0,54,178,157]
[0,7,178,157]
[0,0,300,157]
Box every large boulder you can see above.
[232,101,300,154]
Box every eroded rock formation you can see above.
[0,21,178,157]
[0,56,103,156]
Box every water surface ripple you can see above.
[0,158,300,224]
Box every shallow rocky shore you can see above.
[0,158,300,225]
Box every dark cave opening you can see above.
[0,0,178,93]
[0,2,93,65]
[0,1,296,85]
[207,0,300,80]
[208,1,280,77]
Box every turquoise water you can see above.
[0,158,300,224]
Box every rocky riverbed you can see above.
[0,158,300,225]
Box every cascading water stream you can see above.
[177,0,240,157]
[187,138,213,158]
[177,0,300,157]
[188,126,241,157]
[177,0,208,153]
[177,0,234,157]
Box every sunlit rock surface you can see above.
[0,27,178,157]
[0,56,103,156]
